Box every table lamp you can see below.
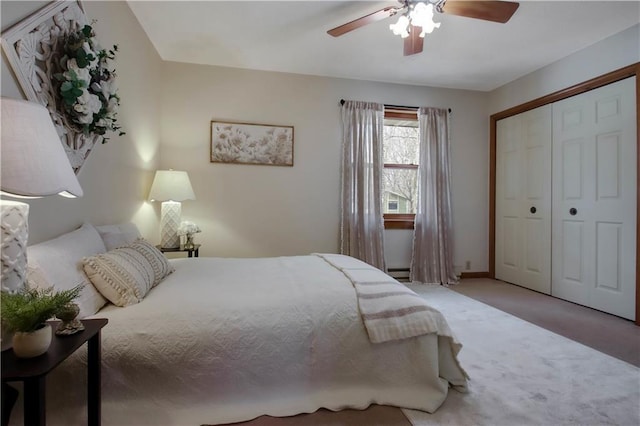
[148,170,195,249]
[1,98,83,353]
[1,98,83,293]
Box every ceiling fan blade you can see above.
[403,27,424,56]
[442,1,519,24]
[327,5,401,37]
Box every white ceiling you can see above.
[127,1,640,91]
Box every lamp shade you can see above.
[1,98,83,198]
[148,170,196,202]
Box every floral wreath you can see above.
[54,23,124,142]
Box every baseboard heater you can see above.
[387,267,410,282]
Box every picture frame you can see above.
[210,121,294,167]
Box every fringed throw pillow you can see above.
[83,239,174,307]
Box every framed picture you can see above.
[210,121,294,166]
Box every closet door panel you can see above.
[554,219,588,303]
[595,222,622,291]
[495,116,522,285]
[524,217,544,274]
[561,139,585,200]
[596,132,621,199]
[590,78,636,320]
[521,106,552,294]
[495,105,552,294]
[552,77,636,320]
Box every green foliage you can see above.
[60,75,87,106]
[1,285,83,333]
[53,23,125,141]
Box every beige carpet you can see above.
[402,284,639,426]
[223,280,640,426]
[452,278,640,366]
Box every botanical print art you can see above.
[211,121,294,166]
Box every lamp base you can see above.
[160,200,181,249]
[1,200,29,352]
[0,200,29,292]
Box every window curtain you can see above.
[410,107,457,285]
[340,100,386,270]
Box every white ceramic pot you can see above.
[12,323,52,358]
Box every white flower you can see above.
[95,117,112,128]
[91,77,117,102]
[81,41,98,67]
[64,58,90,84]
[74,90,102,124]
[87,93,102,114]
[77,111,93,124]
[106,97,119,114]
[178,221,201,236]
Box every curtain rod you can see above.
[340,99,451,113]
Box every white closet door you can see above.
[552,77,637,320]
[496,105,552,294]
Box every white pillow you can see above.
[95,222,142,251]
[100,232,135,251]
[82,239,174,307]
[27,223,108,318]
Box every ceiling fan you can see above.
[327,0,520,56]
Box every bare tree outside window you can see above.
[382,119,419,214]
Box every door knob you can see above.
[569,208,577,216]
[530,206,537,214]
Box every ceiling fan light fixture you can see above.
[328,0,519,56]
[410,2,440,37]
[389,1,440,39]
[389,14,410,38]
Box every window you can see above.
[382,110,419,229]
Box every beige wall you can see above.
[1,1,489,272]
[489,24,640,114]
[1,1,163,244]
[160,62,490,272]
[6,2,633,274]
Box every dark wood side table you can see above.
[2,318,108,426]
[157,244,200,258]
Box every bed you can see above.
[9,223,468,426]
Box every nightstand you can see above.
[2,318,108,426]
[156,244,200,258]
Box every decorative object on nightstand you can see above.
[0,98,83,351]
[148,170,196,249]
[55,302,85,336]
[178,221,201,250]
[0,284,83,358]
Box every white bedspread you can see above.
[9,255,467,426]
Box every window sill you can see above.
[383,214,415,230]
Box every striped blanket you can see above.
[314,253,463,347]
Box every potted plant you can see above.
[1,284,83,358]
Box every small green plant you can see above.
[1,285,83,333]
